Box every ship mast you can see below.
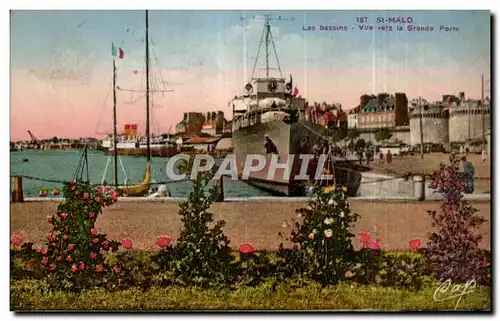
[145,10,151,161]
[112,56,118,188]
[245,14,293,81]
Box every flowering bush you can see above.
[282,185,360,286]
[22,180,124,291]
[422,154,490,285]
[155,170,236,287]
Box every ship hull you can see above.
[233,119,362,196]
[104,146,179,157]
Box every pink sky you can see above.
[10,63,488,141]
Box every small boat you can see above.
[22,158,29,162]
[116,161,151,196]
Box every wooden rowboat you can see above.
[117,161,151,196]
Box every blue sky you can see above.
[11,10,490,71]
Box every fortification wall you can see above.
[409,110,449,146]
[449,105,490,142]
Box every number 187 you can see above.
[356,17,367,23]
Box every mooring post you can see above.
[216,175,224,202]
[413,175,425,201]
[11,176,24,203]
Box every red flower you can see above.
[112,192,118,201]
[71,265,78,273]
[46,215,53,224]
[90,252,97,259]
[83,192,89,199]
[59,213,68,221]
[113,265,121,275]
[89,211,95,218]
[121,239,133,250]
[102,240,109,250]
[239,242,255,254]
[95,197,101,203]
[50,243,57,248]
[104,186,111,193]
[56,256,62,262]
[68,243,75,251]
[41,257,48,265]
[409,239,421,251]
[52,189,60,196]
[96,187,103,194]
[63,234,69,241]
[155,235,172,248]
[49,264,57,272]
[40,248,48,256]
[46,233,56,242]
[366,241,380,250]
[71,186,76,191]
[66,255,73,263]
[91,228,97,237]
[10,234,22,246]
[92,238,99,245]
[79,262,85,270]
[359,231,371,244]
[68,180,76,185]
[95,264,104,273]
[88,201,93,206]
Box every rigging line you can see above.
[269,31,283,78]
[94,76,113,135]
[250,22,267,80]
[150,38,172,97]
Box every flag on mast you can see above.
[111,42,124,59]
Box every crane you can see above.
[27,130,40,149]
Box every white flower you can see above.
[328,199,334,205]
[324,218,332,225]
[339,211,345,218]
[324,229,333,238]
[308,186,314,193]
[312,229,318,234]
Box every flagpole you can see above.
[112,57,118,188]
[145,9,151,162]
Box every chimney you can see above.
[183,113,187,120]
[211,112,216,121]
[459,92,465,102]
[206,112,210,122]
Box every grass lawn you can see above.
[11,279,490,311]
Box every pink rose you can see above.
[113,265,121,275]
[92,238,99,245]
[79,262,85,270]
[409,239,421,251]
[366,241,380,251]
[112,192,118,201]
[239,242,255,254]
[89,211,95,218]
[40,248,47,256]
[83,192,89,199]
[95,197,101,203]
[49,264,57,272]
[121,239,133,250]
[41,257,48,265]
[68,244,75,251]
[66,255,73,263]
[63,234,69,241]
[56,256,62,262]
[95,264,104,273]
[91,228,97,237]
[155,235,172,249]
[71,186,76,191]
[96,187,103,194]
[59,213,68,221]
[71,265,78,273]
[46,216,53,224]
[10,234,22,246]
[90,252,97,259]
[102,241,109,250]
[359,231,371,244]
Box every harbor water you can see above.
[10,150,272,198]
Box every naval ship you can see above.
[231,15,363,196]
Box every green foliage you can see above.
[374,128,393,142]
[15,181,124,291]
[156,161,236,287]
[283,185,360,286]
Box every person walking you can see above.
[386,150,393,164]
[462,156,475,194]
[379,151,384,165]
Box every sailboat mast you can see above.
[145,10,151,161]
[112,58,118,188]
[265,20,270,78]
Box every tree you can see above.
[354,138,366,151]
[347,128,360,146]
[329,127,347,143]
[52,136,59,144]
[374,128,392,143]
